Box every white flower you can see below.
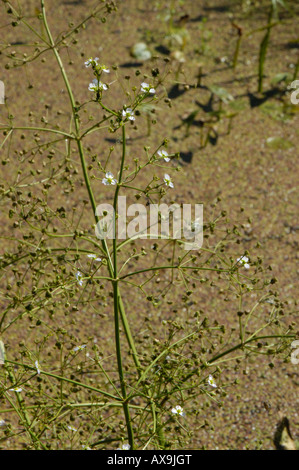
[88,79,108,92]
[171,405,185,416]
[35,360,41,375]
[82,445,92,450]
[141,82,155,94]
[208,375,217,388]
[84,57,99,68]
[9,387,22,392]
[87,254,102,261]
[76,271,83,286]
[85,57,109,73]
[67,425,77,432]
[122,108,135,121]
[117,443,131,450]
[98,82,108,91]
[88,80,96,91]
[237,256,250,269]
[158,149,170,162]
[0,420,6,426]
[73,345,87,352]
[97,64,110,73]
[163,173,174,188]
[102,171,117,185]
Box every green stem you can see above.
[258,5,274,93]
[112,125,134,449]
[233,35,242,70]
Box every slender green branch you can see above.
[0,126,74,139]
[5,360,121,400]
[119,265,231,280]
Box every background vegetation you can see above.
[0,0,298,450]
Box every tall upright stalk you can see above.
[232,23,243,70]
[258,4,274,93]
[111,125,134,448]
[40,0,136,448]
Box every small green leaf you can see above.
[271,72,291,85]
[209,85,234,103]
[260,102,292,122]
[266,136,294,149]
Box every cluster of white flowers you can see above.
[171,405,185,416]
[102,169,175,192]
[102,172,117,186]
[73,344,87,352]
[208,375,217,388]
[88,79,108,93]
[85,57,110,95]
[85,57,110,73]
[84,57,99,68]
[158,149,170,162]
[87,254,102,262]
[163,173,174,188]
[76,271,83,286]
[141,82,155,94]
[67,425,77,432]
[85,59,176,208]
[237,255,250,269]
[85,59,156,131]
